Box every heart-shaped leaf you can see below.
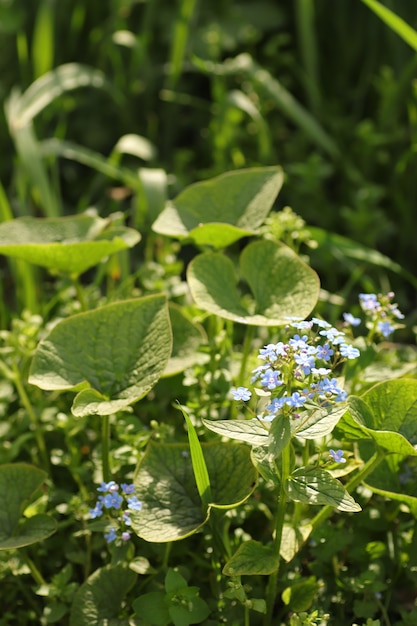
[152,166,284,248]
[130,442,257,542]
[69,564,137,626]
[187,240,320,325]
[29,296,172,416]
[0,214,140,276]
[0,464,56,550]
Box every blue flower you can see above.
[359,293,379,312]
[231,386,252,401]
[104,527,117,543]
[377,321,394,338]
[311,317,331,329]
[121,483,135,495]
[127,496,143,512]
[319,327,345,345]
[289,334,309,350]
[316,343,334,362]
[101,492,123,510]
[97,481,118,493]
[121,531,131,541]
[343,312,361,326]
[259,342,286,361]
[339,343,360,359]
[260,368,282,390]
[289,320,313,330]
[286,392,307,408]
[89,502,103,519]
[329,449,346,463]
[294,352,315,375]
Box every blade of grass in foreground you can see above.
[361,0,417,51]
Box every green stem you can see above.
[238,325,255,387]
[71,274,88,311]
[21,550,46,586]
[101,415,111,482]
[310,448,386,533]
[12,364,50,472]
[264,445,291,626]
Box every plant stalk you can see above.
[264,445,291,626]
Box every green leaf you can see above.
[250,445,280,484]
[188,240,320,325]
[133,592,169,626]
[280,523,312,563]
[223,540,279,576]
[29,296,172,416]
[345,380,417,514]
[69,564,136,626]
[203,418,269,446]
[292,404,347,439]
[130,442,257,542]
[178,405,212,506]
[281,577,320,612]
[164,305,207,376]
[269,415,291,458]
[287,467,361,512]
[0,464,56,550]
[0,214,140,276]
[340,381,417,456]
[152,166,284,248]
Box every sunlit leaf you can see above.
[130,442,257,542]
[0,214,140,276]
[29,296,172,416]
[188,240,320,325]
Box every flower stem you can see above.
[264,445,291,626]
[12,363,50,472]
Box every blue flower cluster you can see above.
[231,317,360,422]
[343,292,404,339]
[89,481,142,544]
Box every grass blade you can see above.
[361,0,417,51]
[177,403,212,507]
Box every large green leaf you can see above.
[69,564,137,626]
[29,296,172,416]
[341,380,417,515]
[152,166,284,248]
[0,214,140,276]
[339,380,417,456]
[287,467,361,512]
[0,464,56,550]
[130,442,257,542]
[187,240,320,325]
